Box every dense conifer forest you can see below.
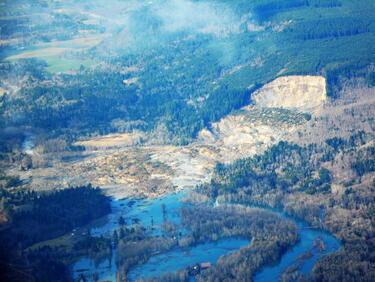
[194,138,375,281]
[1,0,375,144]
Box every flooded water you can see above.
[254,218,340,281]
[73,254,117,282]
[127,238,249,281]
[90,192,185,238]
[71,193,341,281]
[72,192,188,281]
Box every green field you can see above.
[43,56,97,73]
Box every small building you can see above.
[200,262,212,269]
[188,262,212,276]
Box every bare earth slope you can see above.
[12,75,375,200]
[252,75,326,111]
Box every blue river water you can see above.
[127,238,249,281]
[254,217,340,281]
[72,192,341,281]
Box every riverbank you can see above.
[71,190,340,282]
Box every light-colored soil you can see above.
[0,37,25,46]
[35,34,108,48]
[0,87,6,96]
[4,34,107,61]
[123,77,139,86]
[197,76,326,161]
[74,132,145,149]
[5,48,71,60]
[82,19,100,25]
[12,76,375,201]
[252,75,326,112]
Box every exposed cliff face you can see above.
[11,75,329,199]
[197,75,326,161]
[252,75,326,112]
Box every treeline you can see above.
[285,17,369,40]
[8,185,110,248]
[0,0,101,58]
[2,0,375,145]
[181,204,299,248]
[115,194,300,282]
[325,63,375,98]
[193,133,375,281]
[2,0,375,147]
[253,0,309,22]
[351,145,375,176]
[0,233,112,282]
[352,159,375,176]
[253,0,342,22]
[197,141,327,211]
[115,226,176,281]
[140,205,299,282]
[1,51,255,144]
[308,0,342,7]
[198,132,370,219]
[0,184,112,282]
[313,239,375,282]
[21,235,112,282]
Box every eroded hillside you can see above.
[8,75,337,199]
[252,75,326,111]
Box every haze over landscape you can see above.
[0,0,375,281]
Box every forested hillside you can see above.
[1,0,375,146]
[0,184,111,281]
[194,136,375,281]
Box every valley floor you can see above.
[2,75,375,281]
[10,76,375,201]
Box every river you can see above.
[72,192,340,281]
[254,210,340,281]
